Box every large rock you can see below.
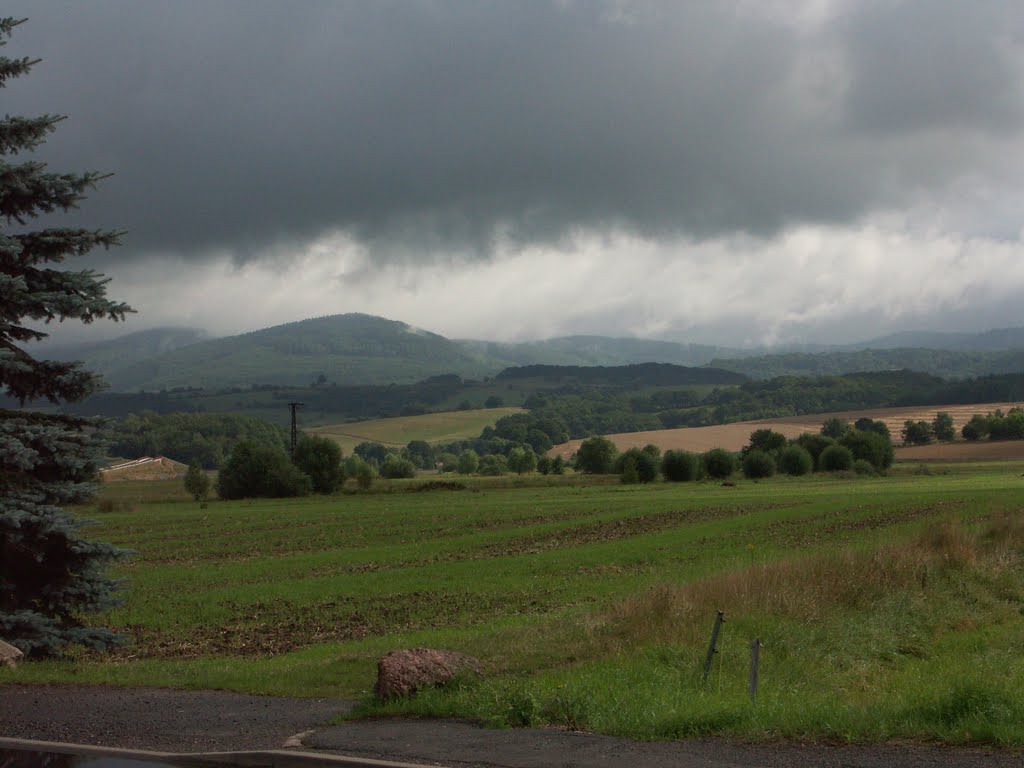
[375,648,483,700]
[0,639,24,669]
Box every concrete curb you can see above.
[0,736,448,768]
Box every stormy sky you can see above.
[8,1,1024,346]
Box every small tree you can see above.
[932,412,956,442]
[615,447,659,483]
[183,460,211,502]
[742,449,775,479]
[818,444,854,472]
[437,452,459,473]
[217,441,312,499]
[1,19,131,655]
[457,449,479,474]
[901,420,934,446]
[821,418,851,439]
[575,436,618,474]
[855,418,892,440]
[405,440,435,469]
[777,445,813,476]
[702,448,736,480]
[380,453,416,479]
[839,429,893,470]
[354,459,375,489]
[478,453,508,475]
[962,414,989,441]
[507,447,538,475]
[550,455,566,475]
[795,433,836,471]
[661,450,699,482]
[292,434,344,494]
[746,429,787,455]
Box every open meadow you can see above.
[8,463,1024,745]
[309,407,525,453]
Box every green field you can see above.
[308,407,525,453]
[8,464,1024,745]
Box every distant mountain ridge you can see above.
[99,314,493,391]
[38,314,1024,392]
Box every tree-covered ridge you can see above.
[108,412,288,469]
[710,347,1024,380]
[496,362,747,386]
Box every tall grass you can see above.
[362,515,1024,744]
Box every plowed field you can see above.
[550,401,1024,457]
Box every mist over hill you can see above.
[38,314,1024,392]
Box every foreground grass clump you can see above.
[361,516,1024,745]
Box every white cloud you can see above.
[58,222,1024,348]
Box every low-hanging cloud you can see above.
[7,0,1024,265]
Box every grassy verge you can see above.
[361,515,1024,744]
[5,466,1024,744]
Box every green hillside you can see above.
[456,335,739,368]
[102,314,498,391]
[45,327,208,378]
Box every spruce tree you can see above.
[0,18,131,655]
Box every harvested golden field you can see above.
[551,401,1024,457]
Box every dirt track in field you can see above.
[550,402,1024,456]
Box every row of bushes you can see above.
[574,418,894,484]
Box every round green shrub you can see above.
[292,434,344,494]
[742,449,776,479]
[478,454,508,476]
[615,448,659,483]
[217,441,312,499]
[575,436,618,474]
[777,445,813,476]
[702,448,737,480]
[840,429,894,470]
[661,450,700,482]
[380,454,416,479]
[818,444,854,472]
[853,459,877,476]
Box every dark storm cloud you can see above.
[6,0,1024,262]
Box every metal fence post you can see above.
[702,610,725,683]
[748,637,761,701]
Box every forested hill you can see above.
[496,363,747,386]
[710,347,1024,381]
[457,335,741,368]
[99,314,495,390]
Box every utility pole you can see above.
[288,402,303,456]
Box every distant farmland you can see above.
[309,407,524,453]
[551,401,1024,457]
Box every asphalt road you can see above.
[2,684,1022,768]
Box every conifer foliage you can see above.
[0,18,131,655]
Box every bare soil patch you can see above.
[551,402,1024,456]
[896,440,1024,462]
[100,456,188,482]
